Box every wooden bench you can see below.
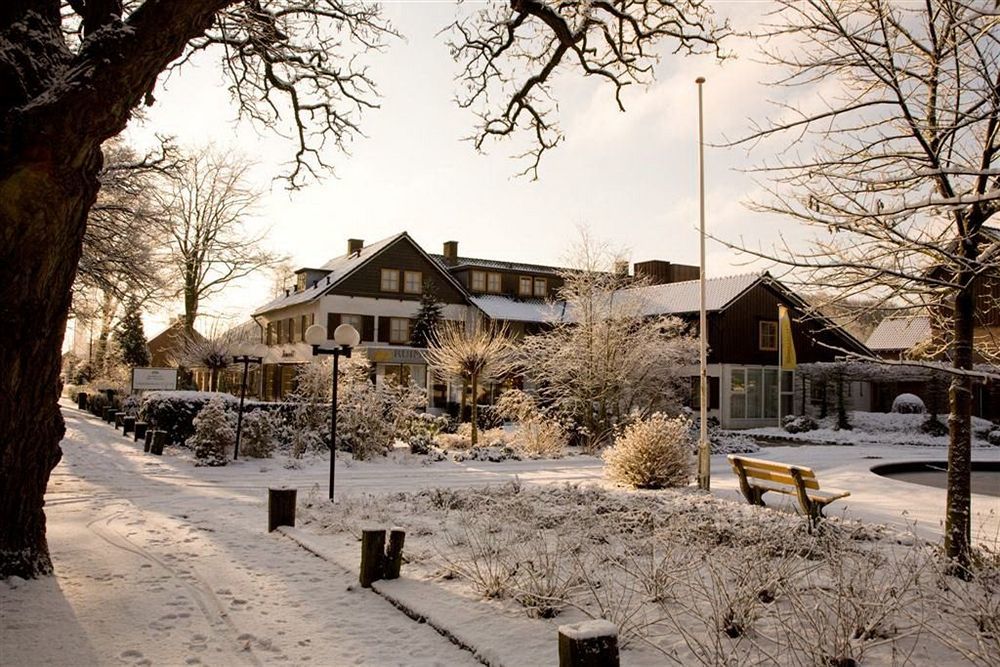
[728,455,850,525]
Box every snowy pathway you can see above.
[3,407,483,667]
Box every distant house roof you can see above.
[627,273,762,316]
[469,295,565,324]
[866,316,932,352]
[430,254,567,276]
[147,319,206,367]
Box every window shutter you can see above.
[327,313,341,339]
[377,317,391,343]
[710,377,721,410]
[287,317,295,343]
[266,322,273,345]
[300,315,308,342]
[362,316,375,342]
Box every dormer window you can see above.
[471,270,487,292]
[487,273,502,293]
[296,274,306,291]
[533,278,547,297]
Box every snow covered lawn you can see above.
[2,402,998,666]
[745,410,997,448]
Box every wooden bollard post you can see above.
[123,416,136,435]
[77,392,88,410]
[267,488,297,532]
[150,430,165,456]
[103,406,113,422]
[115,412,125,429]
[384,528,406,580]
[134,422,147,442]
[359,529,386,588]
[558,620,619,667]
[143,429,154,453]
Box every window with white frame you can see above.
[729,367,781,420]
[380,269,400,292]
[341,314,363,334]
[759,321,778,351]
[533,277,547,297]
[487,272,502,293]
[471,270,487,292]
[389,317,410,343]
[519,276,533,296]
[403,270,422,294]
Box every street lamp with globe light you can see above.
[304,322,361,501]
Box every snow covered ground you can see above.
[2,402,998,665]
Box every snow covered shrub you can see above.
[987,428,1000,447]
[140,391,238,446]
[495,390,567,459]
[238,410,276,458]
[782,415,818,434]
[287,360,332,458]
[435,432,472,450]
[891,393,925,414]
[920,415,949,437]
[407,413,449,455]
[189,396,234,466]
[510,532,577,618]
[604,413,693,489]
[120,394,140,417]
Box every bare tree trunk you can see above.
[470,374,479,447]
[0,150,102,577]
[946,272,975,571]
[184,283,199,340]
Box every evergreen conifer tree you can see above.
[410,281,444,348]
[115,300,151,368]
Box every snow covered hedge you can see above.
[139,391,240,446]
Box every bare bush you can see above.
[495,389,566,459]
[604,413,693,489]
[438,516,520,599]
[510,532,579,618]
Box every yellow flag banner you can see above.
[779,304,797,370]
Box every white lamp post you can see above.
[304,323,360,501]
[232,342,268,460]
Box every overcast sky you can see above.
[125,1,815,336]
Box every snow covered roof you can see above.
[252,233,407,315]
[469,295,566,323]
[430,254,567,276]
[865,316,932,352]
[627,273,762,316]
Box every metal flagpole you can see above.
[696,76,710,492]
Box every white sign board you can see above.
[131,367,178,391]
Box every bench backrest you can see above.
[728,455,820,490]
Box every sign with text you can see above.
[131,367,178,391]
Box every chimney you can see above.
[634,260,700,285]
[347,238,364,256]
[443,241,459,266]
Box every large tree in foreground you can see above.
[730,0,999,569]
[0,0,727,578]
